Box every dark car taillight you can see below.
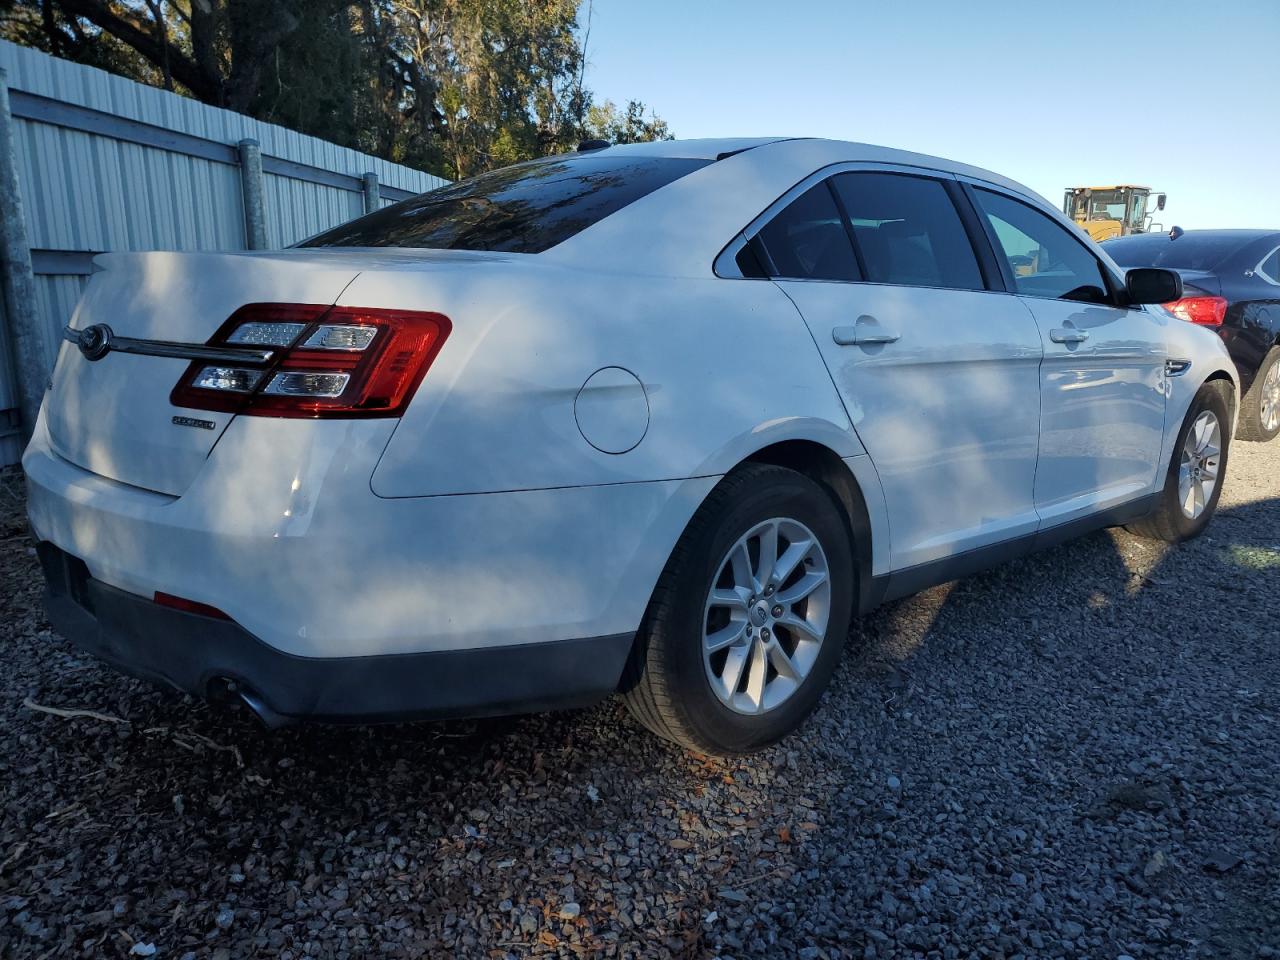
[171,303,451,418]
[1163,295,1227,328]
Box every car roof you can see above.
[1101,229,1280,274]
[1105,229,1280,249]
[592,137,1044,204]
[551,137,1056,277]
[582,137,793,160]
[1114,228,1280,241]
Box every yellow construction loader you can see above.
[1063,186,1166,242]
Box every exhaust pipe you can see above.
[210,678,292,729]
[237,688,292,730]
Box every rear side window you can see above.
[754,184,860,281]
[831,173,984,290]
[973,188,1110,301]
[299,155,711,254]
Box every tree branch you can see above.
[53,0,219,101]
[142,0,173,91]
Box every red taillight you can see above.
[155,591,230,620]
[1163,296,1227,328]
[170,303,451,418]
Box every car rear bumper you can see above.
[39,542,633,723]
[23,410,717,660]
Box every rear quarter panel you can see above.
[345,263,859,498]
[1161,312,1240,463]
[1220,270,1280,391]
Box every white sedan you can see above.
[24,137,1236,755]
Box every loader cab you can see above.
[1064,185,1166,243]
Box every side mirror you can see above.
[1126,267,1182,304]
[1155,193,1167,211]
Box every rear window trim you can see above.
[828,171,991,293]
[1253,244,1280,286]
[716,161,935,280]
[715,162,1006,295]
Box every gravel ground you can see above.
[1,440,1278,960]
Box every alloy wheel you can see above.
[1262,361,1280,434]
[702,517,831,715]
[1178,409,1222,519]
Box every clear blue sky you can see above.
[584,0,1280,230]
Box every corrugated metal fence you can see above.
[0,39,447,465]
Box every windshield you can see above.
[299,154,711,254]
[1104,234,1241,270]
[1088,190,1126,220]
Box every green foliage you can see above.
[585,99,672,145]
[0,0,672,180]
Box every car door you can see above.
[747,167,1044,571]
[966,185,1168,525]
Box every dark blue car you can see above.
[1105,229,1280,442]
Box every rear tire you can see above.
[1236,346,1280,442]
[620,464,854,755]
[1127,379,1232,542]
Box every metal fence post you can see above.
[0,67,46,445]
[361,172,380,214]
[238,138,268,249]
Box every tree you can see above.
[584,98,671,145]
[0,0,672,179]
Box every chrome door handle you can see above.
[832,317,901,346]
[1050,328,1090,344]
[852,330,901,344]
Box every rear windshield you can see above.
[298,154,711,254]
[1103,234,1242,271]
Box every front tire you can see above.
[1236,346,1280,442]
[1127,380,1232,542]
[621,464,855,755]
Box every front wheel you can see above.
[621,464,855,755]
[1127,380,1233,542]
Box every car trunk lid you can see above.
[45,250,365,496]
[1171,269,1222,297]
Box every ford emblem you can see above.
[77,323,113,361]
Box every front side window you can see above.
[754,183,860,282]
[974,188,1111,302]
[299,154,711,254]
[832,173,984,290]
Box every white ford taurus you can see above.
[24,137,1237,754]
